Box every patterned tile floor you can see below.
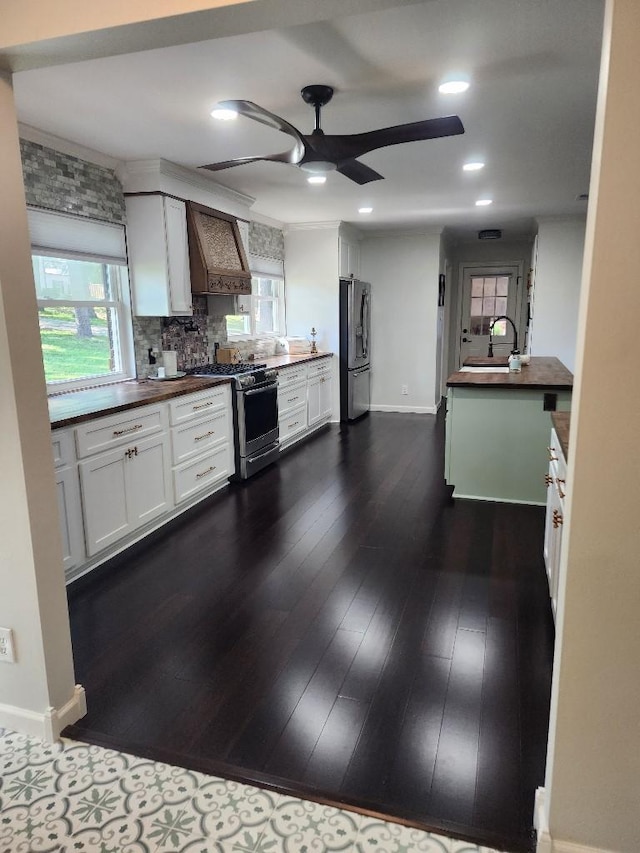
[0,728,504,853]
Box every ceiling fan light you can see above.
[439,79,470,94]
[300,161,337,175]
[307,175,327,185]
[211,107,238,121]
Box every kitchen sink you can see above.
[459,366,510,373]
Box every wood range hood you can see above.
[186,201,251,295]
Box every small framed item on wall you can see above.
[438,273,446,307]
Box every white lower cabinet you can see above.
[277,357,333,449]
[169,385,234,504]
[543,427,567,621]
[80,431,173,557]
[52,429,85,573]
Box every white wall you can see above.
[360,231,442,413]
[0,72,84,740]
[530,217,585,373]
[284,224,340,418]
[540,3,640,851]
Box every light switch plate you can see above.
[0,627,16,663]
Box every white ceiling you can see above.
[12,0,604,237]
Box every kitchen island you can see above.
[445,356,573,504]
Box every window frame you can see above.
[32,247,135,394]
[227,274,286,340]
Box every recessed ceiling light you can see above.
[463,161,485,172]
[358,207,373,214]
[439,79,470,94]
[307,175,326,185]
[475,198,493,206]
[211,107,238,120]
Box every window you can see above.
[227,276,285,339]
[28,209,134,392]
[469,275,510,335]
[34,255,132,388]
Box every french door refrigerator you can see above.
[339,278,371,421]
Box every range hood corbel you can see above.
[186,201,251,295]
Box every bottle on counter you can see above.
[508,350,522,372]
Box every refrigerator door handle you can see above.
[362,291,370,359]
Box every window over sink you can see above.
[226,275,285,339]
[28,209,135,393]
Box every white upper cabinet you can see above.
[339,235,361,280]
[125,193,192,316]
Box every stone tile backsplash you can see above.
[248,221,284,259]
[20,139,125,224]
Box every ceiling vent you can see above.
[478,229,502,240]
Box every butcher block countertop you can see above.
[447,356,573,389]
[551,411,571,459]
[49,352,334,429]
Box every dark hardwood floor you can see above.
[65,411,555,852]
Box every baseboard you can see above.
[370,404,437,414]
[535,787,619,853]
[452,491,546,506]
[0,684,86,743]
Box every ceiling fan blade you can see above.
[336,159,384,185]
[324,115,465,161]
[200,148,300,172]
[218,100,306,150]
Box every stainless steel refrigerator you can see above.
[339,278,371,421]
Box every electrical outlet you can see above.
[401,385,409,395]
[0,628,16,663]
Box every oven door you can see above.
[236,383,279,457]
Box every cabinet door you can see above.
[319,373,333,420]
[339,238,361,279]
[164,197,192,314]
[80,447,131,556]
[127,433,173,529]
[55,465,85,573]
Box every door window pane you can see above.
[496,277,509,296]
[483,277,496,296]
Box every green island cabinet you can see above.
[444,357,573,505]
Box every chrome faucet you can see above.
[487,315,518,357]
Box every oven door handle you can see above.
[242,384,277,397]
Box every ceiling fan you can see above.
[200,84,465,185]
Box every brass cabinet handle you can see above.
[114,423,143,437]
[556,478,566,499]
[196,465,216,479]
[288,421,299,429]
[193,401,214,411]
[124,446,138,459]
[547,446,558,461]
[544,473,553,487]
[553,508,564,528]
[194,430,215,442]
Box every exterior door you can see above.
[459,265,521,365]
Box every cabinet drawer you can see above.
[278,365,308,388]
[75,405,166,459]
[277,379,307,416]
[171,409,229,465]
[307,357,332,377]
[173,444,231,504]
[169,385,229,426]
[279,402,307,441]
[52,428,74,468]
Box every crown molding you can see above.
[18,123,121,170]
[249,211,285,230]
[360,226,444,240]
[284,221,342,233]
[117,158,255,210]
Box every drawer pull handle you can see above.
[114,424,143,437]
[193,401,214,411]
[287,396,299,403]
[288,421,300,429]
[547,446,558,461]
[194,430,215,442]
[125,446,138,459]
[196,465,216,479]
[544,473,553,487]
[552,508,564,528]
[556,478,566,499]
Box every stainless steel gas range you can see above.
[185,362,279,479]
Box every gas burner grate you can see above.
[185,362,267,376]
